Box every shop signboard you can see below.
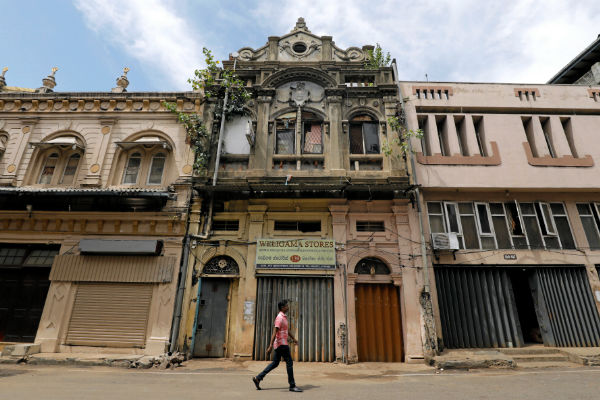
[256,239,336,269]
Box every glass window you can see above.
[490,203,512,249]
[148,153,166,185]
[302,122,322,154]
[276,119,295,155]
[122,152,142,184]
[578,203,600,249]
[23,249,59,266]
[38,153,59,184]
[0,248,26,265]
[350,116,379,155]
[444,203,460,233]
[427,202,445,233]
[59,153,81,185]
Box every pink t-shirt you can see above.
[273,311,289,349]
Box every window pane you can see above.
[520,203,535,214]
[505,203,524,236]
[429,215,445,233]
[513,236,528,249]
[458,203,473,214]
[550,203,566,215]
[123,154,141,184]
[363,123,379,154]
[577,203,592,215]
[276,129,295,154]
[460,215,479,249]
[480,237,496,250]
[303,123,322,154]
[581,216,600,249]
[554,217,575,249]
[148,153,166,184]
[39,153,59,184]
[544,236,560,249]
[490,203,504,214]
[60,154,80,185]
[476,204,492,234]
[427,202,442,214]
[492,216,512,249]
[349,124,364,154]
[445,203,460,233]
[523,216,544,249]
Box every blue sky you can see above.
[2,0,599,92]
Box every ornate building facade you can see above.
[0,68,197,355]
[175,19,423,363]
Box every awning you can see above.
[29,137,85,151]
[116,137,172,150]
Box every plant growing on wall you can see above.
[164,47,251,173]
[365,43,391,69]
[382,111,424,158]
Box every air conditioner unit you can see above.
[431,233,460,250]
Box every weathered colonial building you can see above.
[0,68,197,355]
[175,19,424,363]
[400,79,600,351]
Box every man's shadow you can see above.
[260,385,319,391]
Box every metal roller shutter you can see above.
[65,283,153,348]
[534,267,600,347]
[254,277,335,362]
[435,267,523,349]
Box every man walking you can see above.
[253,300,302,392]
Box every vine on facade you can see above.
[164,47,251,173]
[382,112,424,158]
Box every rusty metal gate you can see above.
[355,284,403,362]
[533,267,600,347]
[435,267,523,348]
[253,277,334,362]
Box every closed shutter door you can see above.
[254,277,335,362]
[66,283,153,348]
[534,267,600,347]
[435,267,523,349]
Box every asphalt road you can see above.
[1,362,599,400]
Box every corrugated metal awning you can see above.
[50,254,175,283]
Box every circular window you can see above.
[292,42,307,54]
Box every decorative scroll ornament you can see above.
[355,257,391,275]
[203,256,240,275]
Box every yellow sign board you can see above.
[256,239,336,269]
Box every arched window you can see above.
[203,256,240,275]
[38,153,59,184]
[350,115,379,154]
[60,153,81,185]
[354,257,391,275]
[147,152,166,185]
[275,111,323,155]
[0,134,7,161]
[122,152,142,184]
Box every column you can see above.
[329,203,350,362]
[327,95,344,173]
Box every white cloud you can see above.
[74,0,203,89]
[251,0,599,83]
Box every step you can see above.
[512,354,569,363]
[1,343,41,357]
[516,360,580,369]
[499,347,559,356]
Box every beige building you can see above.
[0,68,198,355]
[174,19,425,363]
[400,79,600,350]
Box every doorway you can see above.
[193,279,230,357]
[508,269,543,344]
[355,283,403,362]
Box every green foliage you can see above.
[365,43,391,69]
[163,102,210,174]
[189,47,250,119]
[166,48,252,174]
[382,114,424,158]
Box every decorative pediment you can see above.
[235,18,367,63]
[275,81,325,107]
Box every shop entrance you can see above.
[0,244,58,342]
[193,278,230,357]
[355,283,403,362]
[508,269,543,344]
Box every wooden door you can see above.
[355,284,403,362]
[193,279,230,357]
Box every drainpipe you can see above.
[169,186,194,354]
[212,53,238,187]
[391,61,437,354]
